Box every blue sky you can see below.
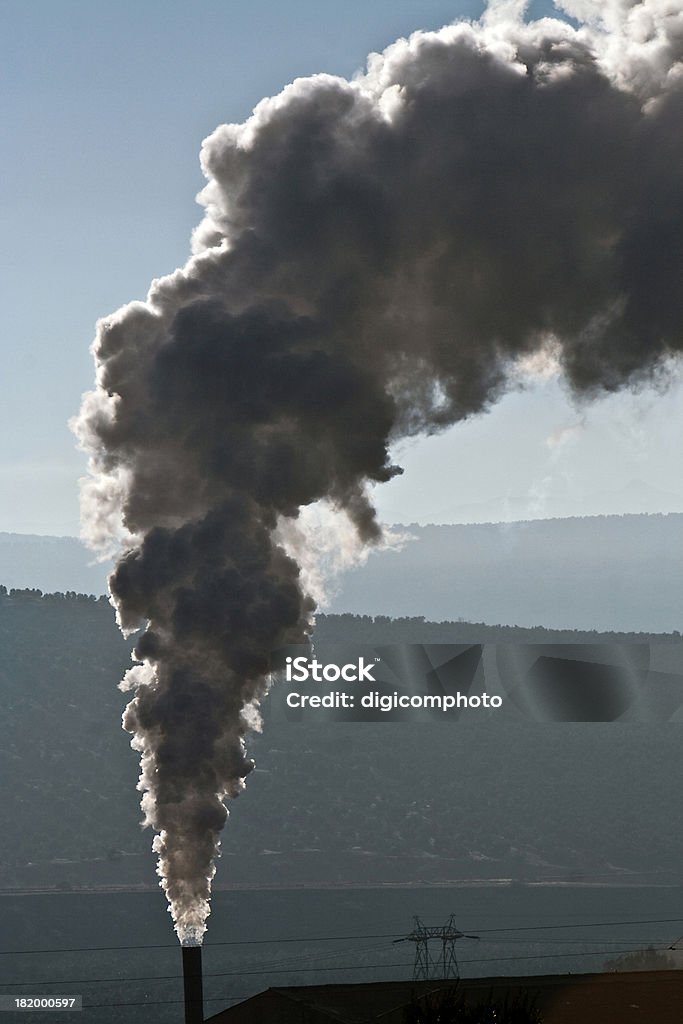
[3,0,683,534]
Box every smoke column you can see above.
[72,0,683,943]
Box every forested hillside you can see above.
[2,589,682,889]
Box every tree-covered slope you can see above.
[1,591,681,887]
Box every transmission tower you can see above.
[394,914,479,980]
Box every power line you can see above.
[472,937,672,945]
[1,916,681,957]
[0,963,412,988]
[0,934,399,956]
[476,917,683,934]
[0,940,398,988]
[0,943,672,989]
[0,961,406,988]
[0,941,406,988]
[456,946,676,968]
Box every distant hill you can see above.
[3,513,683,632]
[0,532,111,595]
[2,590,682,890]
[328,514,683,633]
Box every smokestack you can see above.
[182,945,203,1024]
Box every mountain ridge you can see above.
[2,512,683,632]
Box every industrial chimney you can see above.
[182,945,204,1024]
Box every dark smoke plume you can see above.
[73,0,683,942]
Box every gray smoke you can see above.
[73,0,683,943]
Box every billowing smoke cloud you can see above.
[73,0,683,943]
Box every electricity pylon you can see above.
[394,914,479,980]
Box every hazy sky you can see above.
[3,0,683,535]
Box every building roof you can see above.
[206,970,683,1023]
